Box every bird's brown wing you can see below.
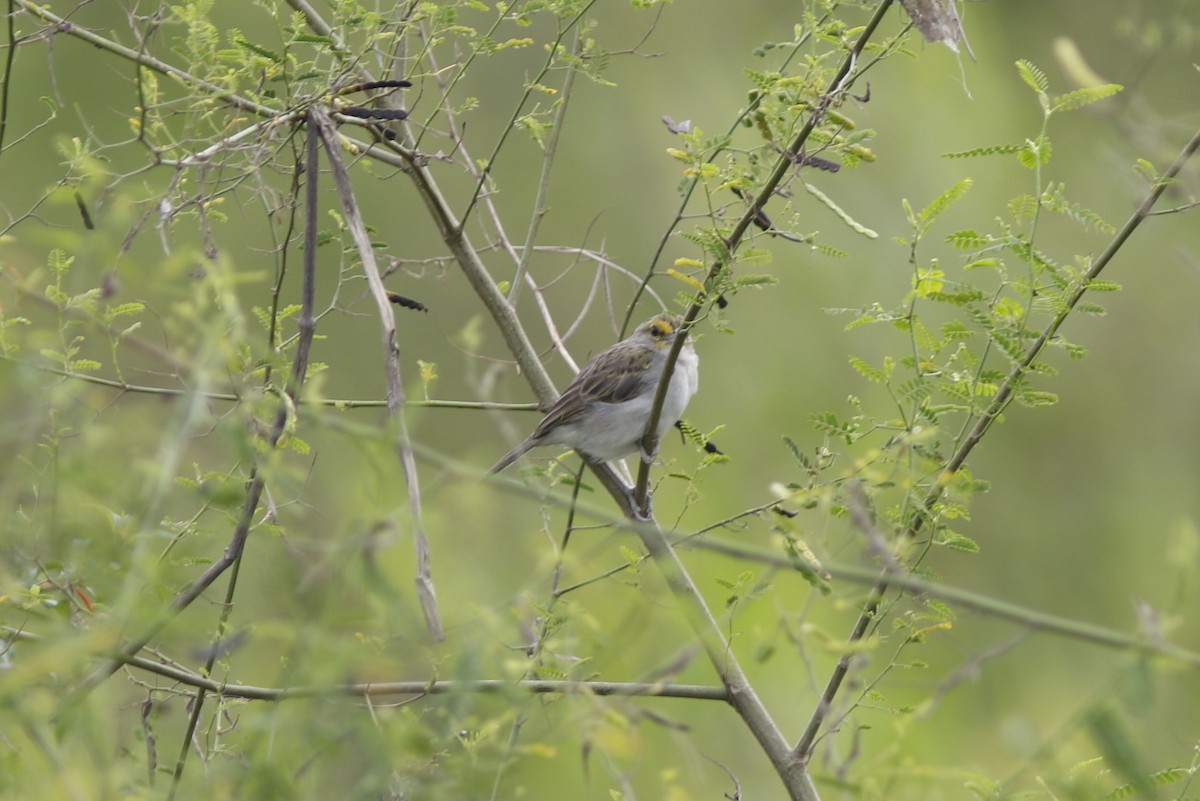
[530,342,654,438]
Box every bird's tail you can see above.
[489,439,533,474]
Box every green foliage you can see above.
[794,61,1136,665]
[0,4,1193,801]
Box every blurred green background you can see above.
[1,1,1199,799]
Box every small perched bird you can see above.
[490,313,699,474]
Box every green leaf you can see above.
[916,178,973,230]
[782,435,811,470]
[939,320,973,341]
[738,247,774,266]
[963,258,998,270]
[1133,158,1160,184]
[1103,767,1190,800]
[48,249,75,277]
[803,182,878,238]
[810,242,848,259]
[809,411,858,443]
[1017,135,1052,169]
[1087,705,1156,801]
[105,302,145,320]
[1015,59,1048,93]
[618,545,643,568]
[781,534,832,594]
[1016,389,1058,408]
[1007,193,1038,220]
[1052,83,1122,112]
[943,143,1022,159]
[233,31,283,63]
[293,33,335,46]
[849,355,888,383]
[945,230,991,250]
[924,598,958,622]
[912,267,945,297]
[939,533,980,552]
[733,273,779,289]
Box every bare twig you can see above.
[2,354,538,410]
[312,108,444,642]
[5,627,729,700]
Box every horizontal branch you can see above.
[438,448,1200,669]
[1,627,727,701]
[691,540,1200,670]
[488,456,1166,662]
[0,356,538,411]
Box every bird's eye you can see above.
[653,321,671,338]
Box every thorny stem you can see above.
[791,121,1200,764]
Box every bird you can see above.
[489,313,699,474]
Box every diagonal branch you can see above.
[791,120,1200,763]
[505,30,581,307]
[632,0,897,515]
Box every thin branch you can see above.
[313,107,444,642]
[632,1,896,516]
[458,2,598,226]
[168,121,327,793]
[620,6,833,335]
[690,539,1200,670]
[440,448,1200,671]
[2,629,729,701]
[1146,198,1200,216]
[417,38,583,374]
[0,355,538,410]
[291,7,852,798]
[13,0,276,118]
[0,0,16,154]
[67,121,323,703]
[506,30,580,306]
[792,119,1200,763]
